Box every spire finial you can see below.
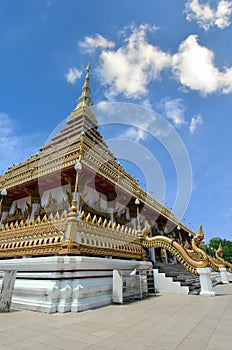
[76,63,93,108]
[67,63,97,126]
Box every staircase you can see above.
[154,263,202,295]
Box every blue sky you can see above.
[0,0,232,242]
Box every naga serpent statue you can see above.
[191,224,208,260]
[191,225,224,272]
[137,222,209,275]
[137,222,231,275]
[215,243,232,272]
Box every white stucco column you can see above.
[0,211,7,226]
[108,207,114,224]
[30,203,40,221]
[150,247,156,264]
[197,268,216,297]
[149,232,156,264]
[219,268,229,284]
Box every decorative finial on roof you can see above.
[76,63,93,108]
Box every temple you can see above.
[0,65,194,261]
[0,66,231,312]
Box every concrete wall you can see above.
[0,256,151,313]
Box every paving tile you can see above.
[0,346,13,350]
[115,343,148,350]
[0,283,232,350]
[4,339,36,350]
[91,329,116,338]
[84,346,109,350]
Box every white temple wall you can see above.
[99,194,108,210]
[9,196,30,214]
[41,185,69,207]
[82,185,99,208]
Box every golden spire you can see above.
[67,63,97,126]
[76,64,93,108]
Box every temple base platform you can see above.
[0,256,151,313]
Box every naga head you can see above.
[194,224,205,246]
[216,243,223,258]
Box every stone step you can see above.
[154,263,201,295]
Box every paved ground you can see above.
[0,282,232,350]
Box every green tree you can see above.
[205,237,232,262]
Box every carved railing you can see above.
[70,211,143,259]
[0,209,143,259]
[0,211,66,258]
[138,223,232,275]
[138,233,208,275]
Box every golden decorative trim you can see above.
[0,209,143,259]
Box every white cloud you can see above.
[0,113,43,173]
[121,126,147,142]
[189,115,203,134]
[65,67,82,84]
[141,99,153,110]
[172,34,232,95]
[0,113,19,150]
[185,0,232,30]
[97,24,171,98]
[159,98,186,127]
[78,25,232,97]
[219,66,232,93]
[79,34,115,54]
